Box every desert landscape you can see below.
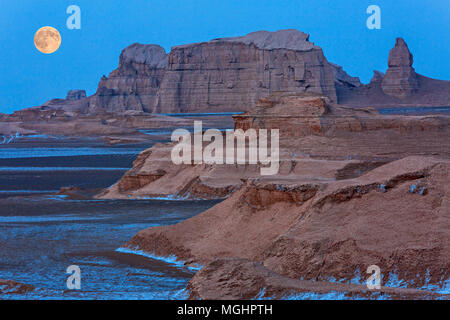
[1,29,449,300]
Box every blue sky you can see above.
[0,0,448,113]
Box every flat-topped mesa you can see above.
[90,29,354,114]
[233,90,450,141]
[381,38,419,98]
[88,43,168,113]
[152,29,358,113]
[202,29,317,51]
[117,43,168,69]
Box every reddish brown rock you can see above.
[233,93,330,137]
[106,88,450,299]
[234,92,450,139]
[10,32,449,117]
[381,38,419,98]
[370,70,385,84]
[16,30,364,115]
[57,186,102,200]
[99,91,450,200]
[122,157,450,297]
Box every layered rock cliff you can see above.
[99,92,450,201]
[89,43,168,113]
[151,30,349,113]
[381,38,419,98]
[123,156,450,298]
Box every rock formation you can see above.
[187,258,445,300]
[66,90,87,101]
[370,70,385,84]
[0,104,234,139]
[12,31,449,116]
[121,156,450,298]
[20,30,365,115]
[88,43,168,113]
[99,89,450,298]
[381,38,419,98]
[0,279,35,295]
[338,38,450,107]
[151,30,356,113]
[99,92,450,201]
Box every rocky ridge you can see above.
[7,31,449,122]
[17,30,364,115]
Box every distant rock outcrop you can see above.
[25,30,362,114]
[19,32,449,114]
[66,90,86,101]
[337,38,450,107]
[88,43,168,113]
[0,279,35,295]
[153,29,354,113]
[381,38,419,98]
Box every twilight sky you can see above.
[0,0,448,113]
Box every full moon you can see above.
[34,26,61,54]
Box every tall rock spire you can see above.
[381,38,419,98]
